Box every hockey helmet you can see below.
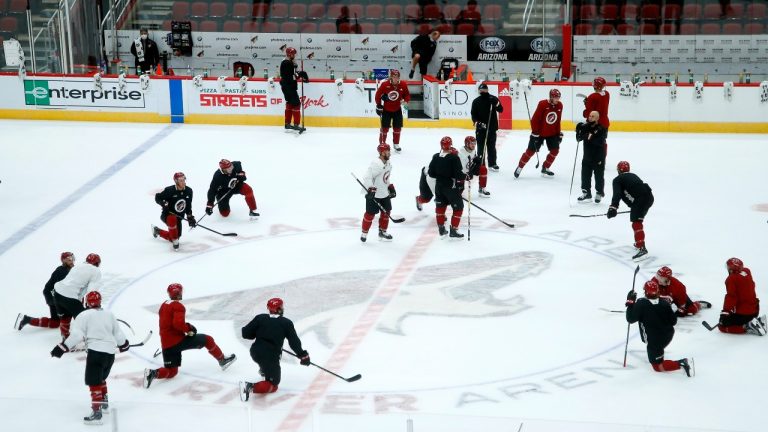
[173,172,186,182]
[549,88,561,100]
[390,69,401,78]
[643,280,660,299]
[167,283,183,300]
[464,136,477,149]
[219,159,233,172]
[286,47,297,57]
[656,266,672,285]
[440,136,453,150]
[617,161,630,173]
[85,291,102,309]
[60,251,74,262]
[85,253,101,267]
[377,143,391,154]
[726,258,744,273]
[593,77,607,91]
[267,297,284,314]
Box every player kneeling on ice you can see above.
[152,172,196,251]
[428,137,466,239]
[50,291,130,425]
[361,143,396,242]
[15,251,74,334]
[415,163,437,211]
[625,280,693,377]
[717,258,765,335]
[607,161,654,260]
[239,298,310,400]
[206,159,259,219]
[458,136,490,197]
[653,266,712,317]
[575,111,607,203]
[143,284,236,388]
[52,253,102,339]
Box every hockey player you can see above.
[205,159,259,219]
[653,266,711,317]
[52,253,102,339]
[374,69,411,152]
[607,161,654,260]
[239,298,310,399]
[717,258,765,335]
[471,83,503,171]
[279,47,309,132]
[458,136,490,197]
[428,137,466,239]
[575,110,607,202]
[15,251,74,332]
[583,77,610,134]
[360,143,395,242]
[515,88,563,178]
[143,283,236,389]
[152,172,196,251]
[415,164,436,211]
[50,291,130,425]
[625,280,692,377]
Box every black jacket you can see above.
[44,265,70,295]
[155,185,193,218]
[241,313,306,358]
[280,59,298,90]
[626,297,677,346]
[206,161,247,205]
[576,121,607,160]
[610,172,653,208]
[410,34,437,61]
[471,93,503,131]
[130,38,160,68]
[428,152,465,189]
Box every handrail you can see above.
[523,0,535,33]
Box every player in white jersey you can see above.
[457,136,490,197]
[361,143,395,242]
[53,253,102,339]
[50,291,130,425]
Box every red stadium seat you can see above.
[484,5,502,21]
[621,4,638,20]
[384,5,402,20]
[404,5,421,21]
[300,22,318,33]
[595,24,614,35]
[417,23,432,34]
[701,4,722,20]
[659,23,676,35]
[253,3,269,19]
[479,23,496,35]
[222,20,241,33]
[397,22,415,34]
[699,23,721,34]
[280,22,299,33]
[377,22,396,34]
[318,21,336,33]
[423,4,442,21]
[307,4,325,20]
[443,4,461,21]
[746,4,767,19]
[662,4,681,21]
[171,2,190,21]
[616,23,637,35]
[679,23,697,35]
[724,3,744,18]
[242,21,259,33]
[231,3,251,19]
[190,2,208,19]
[0,16,18,33]
[188,20,199,31]
[722,22,742,35]
[270,3,289,20]
[436,23,453,34]
[456,23,475,35]
[640,4,660,20]
[347,4,364,18]
[580,5,597,20]
[365,5,384,21]
[289,4,307,20]
[338,22,351,33]
[639,23,657,34]
[681,4,701,20]
[601,5,618,21]
[326,4,342,20]
[209,2,227,19]
[359,22,374,34]
[262,21,278,33]
[575,23,592,35]
[199,20,218,32]
[744,22,765,34]
[7,0,26,15]
[162,20,173,31]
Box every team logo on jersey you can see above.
[228,178,238,189]
[174,198,187,213]
[383,171,391,184]
[545,111,559,125]
[387,90,400,102]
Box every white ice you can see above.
[0,120,766,432]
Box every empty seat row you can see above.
[573,3,766,21]
[161,19,497,35]
[576,21,766,36]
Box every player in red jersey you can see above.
[717,258,765,335]
[143,283,236,388]
[653,266,711,317]
[583,76,610,156]
[515,89,564,178]
[374,70,411,152]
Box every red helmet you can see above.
[377,143,391,153]
[643,280,660,299]
[549,88,561,99]
[85,253,101,267]
[390,69,400,78]
[656,266,673,279]
[464,136,477,148]
[440,136,453,150]
[167,283,183,300]
[593,77,607,91]
[60,251,74,262]
[267,297,284,314]
[219,159,233,171]
[726,258,744,273]
[173,172,186,182]
[286,47,297,57]
[85,291,102,308]
[617,161,630,173]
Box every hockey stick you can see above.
[623,265,641,367]
[701,321,719,331]
[569,140,580,206]
[477,103,494,168]
[467,178,472,242]
[569,210,630,218]
[523,91,540,168]
[117,318,134,335]
[576,93,587,99]
[282,349,361,382]
[179,215,237,237]
[195,185,237,228]
[71,331,152,353]
[300,51,305,131]
[461,197,515,228]
[599,308,623,313]
[351,173,405,223]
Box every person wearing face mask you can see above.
[575,110,607,203]
[130,28,159,75]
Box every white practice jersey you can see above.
[54,263,101,300]
[421,166,436,193]
[363,157,392,199]
[64,307,127,354]
[457,146,477,175]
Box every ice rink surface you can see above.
[0,119,766,432]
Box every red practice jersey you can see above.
[654,275,691,310]
[158,300,192,349]
[723,267,759,315]
[583,91,610,129]
[531,99,563,137]
[375,79,411,113]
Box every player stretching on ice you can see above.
[717,258,765,335]
[653,266,712,317]
[15,251,74,333]
[360,143,396,242]
[152,172,197,251]
[205,159,259,219]
[375,70,410,152]
[239,298,310,399]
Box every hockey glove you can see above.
[297,71,309,82]
[205,203,214,216]
[625,290,637,306]
[51,343,69,358]
[186,323,197,337]
[366,187,376,200]
[118,340,130,353]
[476,122,487,130]
[719,311,730,325]
[375,106,383,117]
[298,351,311,366]
[161,200,169,209]
[607,207,618,219]
[187,215,197,228]
[388,184,397,199]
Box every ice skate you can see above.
[143,368,157,389]
[478,187,491,197]
[393,144,402,152]
[632,246,648,261]
[239,381,253,402]
[438,225,448,238]
[758,314,767,333]
[83,409,103,425]
[678,358,693,377]
[378,229,393,241]
[514,167,522,178]
[360,232,368,242]
[14,313,30,331]
[490,165,500,172]
[541,167,554,177]
[746,319,766,336]
[249,210,260,220]
[172,240,179,251]
[415,195,423,211]
[449,227,464,239]
[595,192,605,203]
[151,225,160,238]
[219,353,237,370]
[577,190,592,203]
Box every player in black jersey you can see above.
[608,161,654,260]
[152,172,196,251]
[428,137,466,239]
[205,159,258,218]
[626,280,692,376]
[280,47,309,132]
[238,298,310,400]
[15,251,74,333]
